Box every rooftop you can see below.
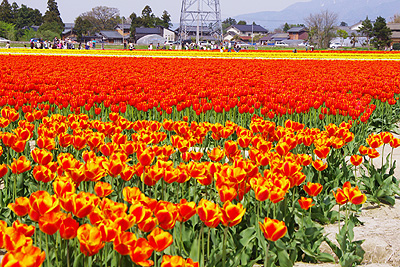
[231,24,268,33]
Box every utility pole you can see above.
[179,0,223,43]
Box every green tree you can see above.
[237,20,246,25]
[340,21,348,26]
[40,0,64,34]
[74,16,93,40]
[358,16,373,49]
[350,32,358,48]
[0,0,13,23]
[79,6,119,32]
[141,5,155,27]
[0,20,16,40]
[336,29,348,45]
[283,22,290,32]
[222,17,236,33]
[129,12,142,39]
[160,10,172,28]
[14,4,43,29]
[371,16,392,50]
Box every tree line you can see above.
[0,0,62,41]
[0,0,172,41]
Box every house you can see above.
[114,24,131,37]
[224,24,268,42]
[62,23,77,40]
[388,23,400,45]
[96,31,125,44]
[177,25,213,40]
[136,26,176,42]
[270,33,289,41]
[287,27,308,40]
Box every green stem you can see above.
[198,224,204,263]
[45,234,50,267]
[264,241,270,267]
[222,226,229,267]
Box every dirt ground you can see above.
[297,200,400,267]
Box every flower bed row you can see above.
[0,107,399,267]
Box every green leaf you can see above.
[316,252,335,262]
[277,248,293,267]
[239,226,256,247]
[73,253,84,267]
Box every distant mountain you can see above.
[234,0,400,31]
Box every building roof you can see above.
[98,31,124,39]
[115,24,131,30]
[388,23,400,31]
[287,27,307,33]
[271,33,289,40]
[177,25,212,33]
[231,24,268,33]
[392,32,400,39]
[136,27,162,34]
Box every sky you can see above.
[12,0,311,23]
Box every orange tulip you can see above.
[221,201,246,227]
[312,159,328,171]
[303,182,323,197]
[31,148,53,166]
[72,192,99,218]
[94,181,114,198]
[53,176,76,198]
[350,155,363,166]
[160,255,186,267]
[313,146,330,159]
[0,163,8,178]
[77,224,105,256]
[12,220,35,237]
[332,188,348,205]
[154,201,178,230]
[138,217,158,233]
[177,199,196,222]
[218,185,237,203]
[147,227,173,252]
[114,231,137,255]
[137,147,155,166]
[197,199,221,228]
[367,148,380,159]
[129,238,154,266]
[59,215,79,240]
[29,191,60,222]
[9,155,31,174]
[39,211,63,235]
[207,147,225,162]
[342,182,367,205]
[1,244,45,267]
[298,197,315,211]
[8,197,30,217]
[129,202,153,225]
[3,227,31,252]
[259,217,287,242]
[98,222,118,242]
[32,165,56,183]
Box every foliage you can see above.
[336,29,349,45]
[358,16,373,49]
[40,0,64,35]
[0,20,15,40]
[0,0,13,23]
[14,4,43,29]
[304,10,338,48]
[77,6,119,33]
[222,17,237,33]
[393,43,400,50]
[371,16,392,50]
[74,16,93,40]
[389,13,400,23]
[237,20,247,25]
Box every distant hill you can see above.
[234,0,400,31]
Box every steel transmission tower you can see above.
[179,0,223,43]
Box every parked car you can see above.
[275,41,289,47]
[330,42,342,49]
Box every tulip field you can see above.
[1,49,400,267]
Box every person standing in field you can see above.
[5,41,10,49]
